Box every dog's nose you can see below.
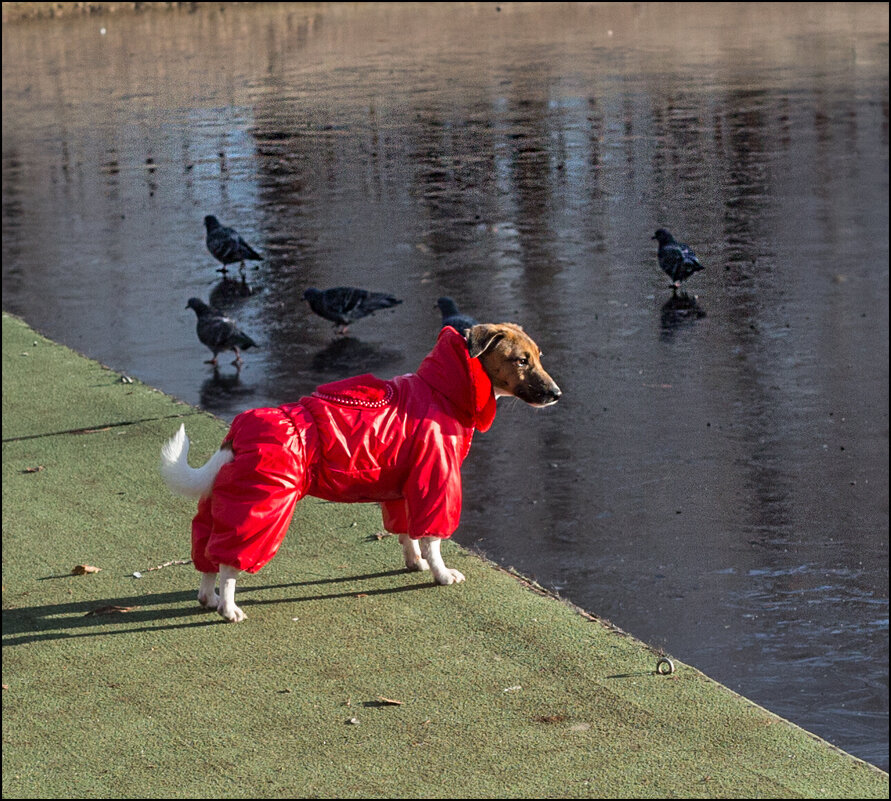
[549,385,562,402]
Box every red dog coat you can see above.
[191,327,498,573]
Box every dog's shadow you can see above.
[2,569,429,646]
[241,569,426,606]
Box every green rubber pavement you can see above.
[3,312,888,798]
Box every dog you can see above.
[161,323,561,622]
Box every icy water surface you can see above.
[2,2,888,770]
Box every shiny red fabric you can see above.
[191,327,495,574]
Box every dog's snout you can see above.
[524,376,562,406]
[539,383,562,405]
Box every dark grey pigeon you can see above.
[436,297,478,333]
[303,287,403,334]
[186,297,258,365]
[652,228,704,288]
[204,215,262,274]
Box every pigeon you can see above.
[652,228,704,288]
[186,297,258,365]
[436,297,478,333]
[204,215,262,274]
[303,287,403,334]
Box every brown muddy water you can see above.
[2,2,888,771]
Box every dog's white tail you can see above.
[160,424,233,499]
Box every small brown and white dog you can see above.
[161,323,561,622]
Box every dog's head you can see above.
[466,323,562,407]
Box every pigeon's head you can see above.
[186,297,210,315]
[204,215,220,231]
[303,288,319,302]
[652,228,674,244]
[437,297,460,315]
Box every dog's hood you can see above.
[416,326,497,433]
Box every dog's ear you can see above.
[466,324,505,358]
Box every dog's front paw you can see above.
[217,602,246,623]
[434,568,465,585]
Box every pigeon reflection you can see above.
[198,366,256,412]
[311,337,403,374]
[209,274,254,310]
[660,290,706,341]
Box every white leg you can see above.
[400,534,429,572]
[419,537,465,585]
[197,572,219,609]
[217,563,246,622]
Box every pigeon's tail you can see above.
[242,243,263,261]
[160,424,233,499]
[237,332,259,350]
[368,294,403,312]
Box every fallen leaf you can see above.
[355,593,368,598]
[84,605,137,616]
[21,465,45,474]
[71,565,101,575]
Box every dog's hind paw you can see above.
[434,568,465,585]
[405,558,430,572]
[218,602,246,623]
[198,591,220,609]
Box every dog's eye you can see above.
[516,357,529,366]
